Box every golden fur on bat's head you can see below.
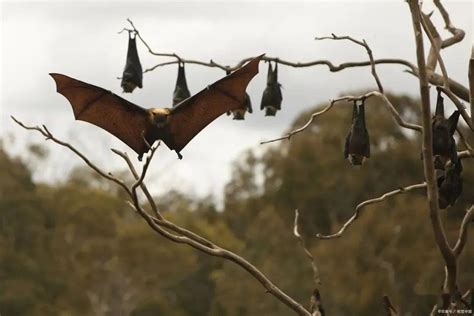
[147,108,171,128]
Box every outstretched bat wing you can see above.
[167,55,263,153]
[50,73,150,155]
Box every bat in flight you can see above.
[50,55,263,160]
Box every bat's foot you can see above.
[138,154,143,161]
[176,151,183,160]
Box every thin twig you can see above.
[433,0,466,49]
[315,34,384,93]
[261,91,421,145]
[294,210,321,286]
[11,116,131,196]
[382,295,399,316]
[316,183,426,239]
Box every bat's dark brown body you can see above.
[437,160,463,209]
[260,62,282,116]
[344,100,370,166]
[173,62,191,106]
[431,89,459,169]
[51,55,263,160]
[121,32,143,93]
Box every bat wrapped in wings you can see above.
[50,55,263,160]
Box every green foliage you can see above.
[1,93,473,315]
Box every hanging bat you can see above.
[121,31,143,93]
[431,88,460,170]
[437,159,463,209]
[225,69,252,120]
[260,62,282,116]
[173,62,191,106]
[50,55,263,160]
[344,99,370,166]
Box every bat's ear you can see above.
[435,87,445,117]
[351,101,358,121]
[267,62,273,81]
[447,111,460,135]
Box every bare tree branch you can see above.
[261,91,422,145]
[382,295,399,316]
[408,0,457,295]
[315,33,384,93]
[419,10,473,130]
[14,116,311,316]
[433,0,466,49]
[316,183,426,239]
[453,206,474,258]
[11,116,131,196]
[294,210,321,286]
[125,19,471,102]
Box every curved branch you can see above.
[315,33,384,93]
[433,0,466,49]
[316,183,426,239]
[420,10,473,130]
[261,91,421,145]
[294,210,321,286]
[453,206,474,258]
[11,116,131,196]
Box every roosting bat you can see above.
[50,55,263,160]
[173,61,191,106]
[437,160,463,209]
[225,69,253,120]
[121,32,143,93]
[260,62,282,116]
[431,88,460,170]
[344,99,370,166]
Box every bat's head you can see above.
[148,108,171,128]
[348,154,366,166]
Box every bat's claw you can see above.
[176,151,183,160]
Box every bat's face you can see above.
[148,108,171,128]
[231,108,247,120]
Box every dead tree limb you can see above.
[316,183,427,239]
[12,116,312,316]
[408,0,457,297]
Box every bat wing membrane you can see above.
[50,73,150,155]
[167,55,262,153]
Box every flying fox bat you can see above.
[344,99,370,166]
[173,62,191,106]
[437,159,463,209]
[50,55,263,160]
[431,88,460,169]
[225,69,253,120]
[260,62,282,116]
[121,32,143,93]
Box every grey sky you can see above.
[1,1,472,200]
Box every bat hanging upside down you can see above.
[50,55,263,160]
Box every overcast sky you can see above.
[1,1,472,202]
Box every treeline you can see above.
[1,93,473,315]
